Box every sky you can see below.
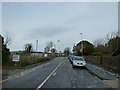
[1,2,118,52]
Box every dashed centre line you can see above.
[36,61,62,89]
[53,72,56,76]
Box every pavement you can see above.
[86,62,119,80]
[1,57,119,89]
[86,62,119,89]
[103,80,119,88]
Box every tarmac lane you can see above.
[40,57,111,88]
[2,57,62,88]
[2,57,113,89]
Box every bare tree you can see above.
[93,38,105,47]
[94,31,119,47]
[45,41,54,53]
[3,31,14,46]
[107,31,120,55]
[47,41,54,49]
[104,31,119,44]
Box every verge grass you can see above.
[3,55,53,69]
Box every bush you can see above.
[20,56,52,67]
[92,52,103,56]
[2,44,10,64]
[1,35,10,65]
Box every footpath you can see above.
[86,62,120,89]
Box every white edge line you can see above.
[36,61,62,89]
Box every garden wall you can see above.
[85,56,120,72]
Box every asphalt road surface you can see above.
[2,57,111,89]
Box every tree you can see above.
[108,37,120,56]
[93,31,119,55]
[51,48,57,53]
[45,41,55,53]
[0,35,10,64]
[104,31,119,44]
[95,45,109,54]
[93,38,105,47]
[3,31,14,47]
[24,43,33,53]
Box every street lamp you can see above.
[80,33,83,56]
[36,40,38,52]
[58,40,60,57]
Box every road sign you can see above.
[13,55,20,62]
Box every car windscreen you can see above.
[73,57,84,61]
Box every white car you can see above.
[72,56,86,67]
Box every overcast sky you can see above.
[1,2,118,52]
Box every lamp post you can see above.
[80,33,83,56]
[58,40,60,57]
[36,40,38,52]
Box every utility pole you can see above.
[80,33,83,56]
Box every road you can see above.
[2,57,112,89]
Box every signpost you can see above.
[13,55,20,62]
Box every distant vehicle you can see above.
[72,56,86,67]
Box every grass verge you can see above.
[3,55,53,69]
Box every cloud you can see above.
[24,26,73,40]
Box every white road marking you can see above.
[0,79,9,83]
[36,61,62,89]
[53,72,56,76]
